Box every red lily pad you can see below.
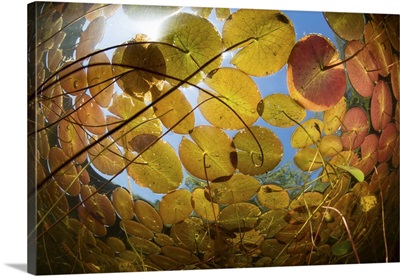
[365,20,392,77]
[378,123,398,163]
[392,138,399,168]
[391,55,399,101]
[345,40,379,98]
[356,134,379,176]
[369,162,389,193]
[385,15,400,52]
[341,107,369,150]
[287,34,347,111]
[371,80,393,132]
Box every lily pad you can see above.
[106,93,162,151]
[391,55,399,101]
[120,220,154,240]
[209,174,260,204]
[41,79,63,124]
[258,93,306,128]
[80,185,116,226]
[324,12,364,41]
[293,147,323,172]
[87,51,114,108]
[291,119,324,148]
[319,134,343,158]
[191,188,219,221]
[134,200,163,233]
[58,113,88,164]
[161,245,200,265]
[77,205,107,237]
[217,202,261,231]
[323,97,347,135]
[48,146,80,196]
[127,236,161,255]
[170,217,211,253]
[112,187,135,220]
[88,135,125,175]
[356,134,379,176]
[75,16,105,60]
[378,123,397,163]
[215,8,231,21]
[320,151,358,183]
[223,9,295,76]
[75,94,106,135]
[371,80,393,132]
[179,125,237,181]
[158,12,223,86]
[341,107,369,150]
[290,191,324,210]
[385,15,400,52]
[107,237,126,254]
[257,184,290,210]
[199,67,262,130]
[287,34,346,111]
[365,20,392,77]
[255,209,289,238]
[153,83,195,134]
[125,139,183,194]
[159,189,193,225]
[58,60,88,97]
[118,36,166,98]
[345,40,379,98]
[147,254,179,270]
[233,126,283,175]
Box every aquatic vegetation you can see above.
[27,2,399,274]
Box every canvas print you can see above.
[27,1,399,274]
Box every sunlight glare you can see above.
[133,18,164,41]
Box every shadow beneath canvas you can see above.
[6,263,27,273]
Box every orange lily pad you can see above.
[75,94,106,135]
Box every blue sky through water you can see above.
[93,5,338,202]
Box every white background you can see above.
[1,0,399,275]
